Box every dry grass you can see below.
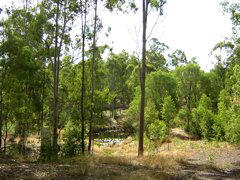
[3,128,240,179]
[94,136,138,157]
[92,136,187,172]
[92,128,240,173]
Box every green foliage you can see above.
[106,51,134,106]
[62,121,82,157]
[39,127,54,162]
[145,100,158,126]
[39,138,53,162]
[2,0,240,162]
[125,89,160,133]
[214,90,231,140]
[225,104,240,143]
[149,0,167,14]
[191,94,215,140]
[177,108,189,123]
[148,120,167,140]
[172,108,189,127]
[147,38,168,71]
[145,100,159,136]
[146,70,177,118]
[175,64,201,110]
[175,63,202,131]
[126,69,177,133]
[125,87,140,131]
[169,49,188,67]
[162,96,176,126]
[231,65,240,99]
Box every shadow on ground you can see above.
[1,152,240,179]
[177,159,240,179]
[0,154,179,179]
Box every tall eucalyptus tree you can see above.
[88,0,98,153]
[139,0,166,157]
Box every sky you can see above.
[0,0,234,71]
[99,0,233,71]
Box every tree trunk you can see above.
[138,0,148,157]
[53,0,60,157]
[81,0,88,154]
[40,66,45,136]
[0,67,5,150]
[0,85,2,150]
[88,0,98,153]
[3,120,7,153]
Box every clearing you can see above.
[0,128,240,179]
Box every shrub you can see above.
[125,88,140,131]
[162,96,176,134]
[39,126,54,162]
[225,104,240,143]
[177,108,190,128]
[214,90,231,141]
[126,92,159,135]
[61,122,82,157]
[145,100,159,136]
[148,120,167,140]
[39,139,53,162]
[190,94,215,140]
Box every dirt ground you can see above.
[1,128,240,179]
[0,156,172,179]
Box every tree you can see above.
[146,38,168,72]
[0,2,50,153]
[146,70,177,119]
[52,0,61,157]
[106,51,132,111]
[175,63,201,131]
[88,0,98,154]
[80,0,89,154]
[39,0,79,158]
[138,0,166,157]
[169,49,188,67]
[138,0,148,157]
[0,60,6,150]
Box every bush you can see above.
[214,90,231,141]
[126,93,159,134]
[225,104,240,143]
[162,96,175,135]
[225,116,240,143]
[191,108,215,140]
[39,139,53,162]
[190,108,202,139]
[190,94,215,140]
[145,100,159,136]
[125,88,140,131]
[199,109,215,140]
[148,120,167,140]
[39,126,54,162]
[177,108,190,129]
[61,122,82,157]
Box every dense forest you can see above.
[1,0,240,178]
